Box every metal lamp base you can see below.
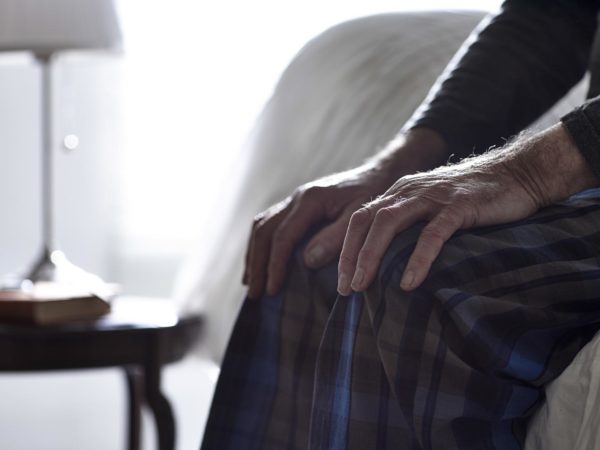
[2,250,114,300]
[28,249,99,281]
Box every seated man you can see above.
[201,0,600,449]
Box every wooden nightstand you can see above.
[0,296,202,450]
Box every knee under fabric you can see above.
[202,190,600,450]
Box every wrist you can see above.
[510,123,599,207]
[368,127,449,181]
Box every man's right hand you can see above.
[243,128,448,299]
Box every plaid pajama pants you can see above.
[201,189,600,450]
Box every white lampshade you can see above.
[0,0,122,55]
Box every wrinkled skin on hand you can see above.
[243,124,596,300]
[337,153,537,294]
[243,165,396,299]
[337,124,598,295]
[243,129,449,299]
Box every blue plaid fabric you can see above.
[201,189,600,450]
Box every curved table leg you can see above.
[124,366,143,450]
[144,343,176,450]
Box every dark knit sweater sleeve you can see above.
[562,96,600,180]
[409,0,598,159]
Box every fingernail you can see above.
[351,268,365,291]
[306,245,325,267]
[338,273,350,295]
[401,270,414,290]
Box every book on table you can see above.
[0,282,111,325]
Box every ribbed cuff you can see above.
[561,98,600,182]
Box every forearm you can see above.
[366,121,598,211]
[466,123,599,208]
[511,124,598,206]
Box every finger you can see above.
[350,199,428,292]
[266,198,325,296]
[247,206,289,299]
[303,205,360,269]
[401,208,463,291]
[244,200,288,286]
[337,199,389,295]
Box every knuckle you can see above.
[438,206,466,228]
[410,253,430,268]
[435,179,452,190]
[338,253,354,267]
[302,185,325,201]
[374,207,395,225]
[290,188,302,200]
[290,190,306,206]
[450,192,475,210]
[256,196,293,223]
[393,175,412,189]
[422,226,446,244]
[252,212,266,226]
[271,228,291,249]
[349,208,372,227]
[358,247,376,264]
[436,207,457,221]
[253,224,270,242]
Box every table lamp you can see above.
[0,0,122,294]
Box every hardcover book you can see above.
[0,282,111,325]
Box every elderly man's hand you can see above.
[244,129,448,299]
[338,123,598,295]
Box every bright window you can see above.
[115,0,500,294]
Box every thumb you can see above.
[303,214,351,268]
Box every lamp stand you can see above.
[26,54,61,282]
[2,54,112,298]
